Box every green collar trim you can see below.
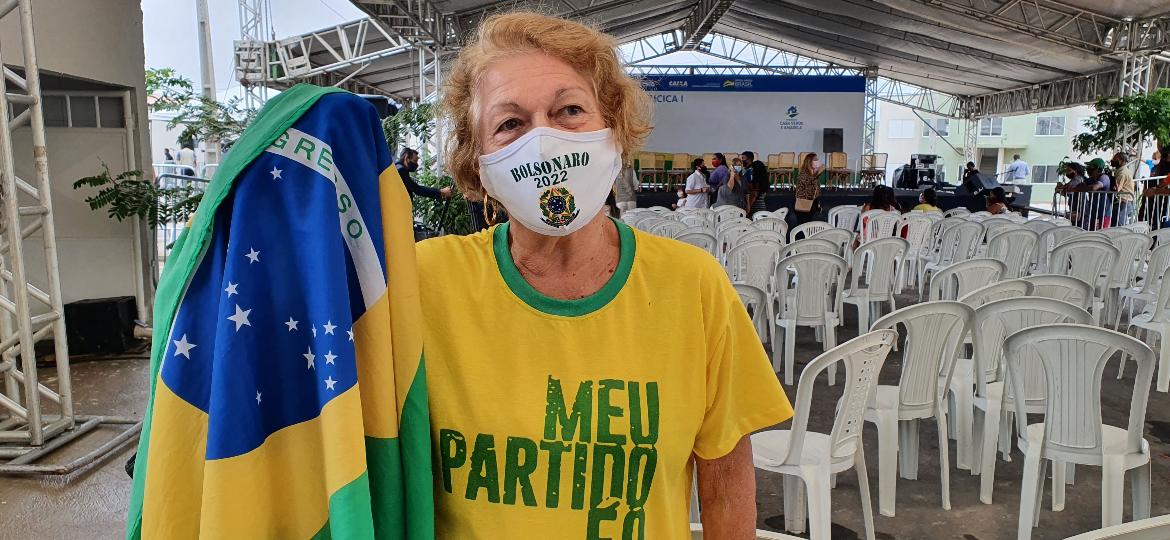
[493,218,635,317]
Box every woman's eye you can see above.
[562,105,584,116]
[497,118,520,133]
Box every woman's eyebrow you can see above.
[487,101,523,115]
[554,87,590,100]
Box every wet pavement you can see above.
[3,296,1170,539]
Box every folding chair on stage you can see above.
[860,153,888,186]
[827,152,854,188]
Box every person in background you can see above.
[1146,149,1160,179]
[742,150,769,214]
[986,186,1009,215]
[1056,162,1086,223]
[163,148,176,164]
[714,156,747,211]
[396,147,453,204]
[684,157,710,209]
[1143,148,1170,227]
[1005,153,1029,184]
[857,185,900,245]
[673,185,687,210]
[707,152,729,205]
[792,153,822,224]
[1137,152,1152,182]
[1111,151,1135,226]
[913,188,940,212]
[177,142,198,176]
[1154,147,1170,180]
[1072,158,1112,229]
[612,165,639,217]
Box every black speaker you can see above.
[64,296,136,355]
[823,128,844,153]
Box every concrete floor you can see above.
[2,296,1169,539]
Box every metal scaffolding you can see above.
[0,0,139,474]
[235,0,272,112]
[862,68,878,156]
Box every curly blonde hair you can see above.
[440,11,652,199]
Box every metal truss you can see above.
[350,0,455,51]
[968,68,1120,117]
[870,78,965,118]
[863,69,878,155]
[0,0,139,474]
[248,18,415,100]
[691,33,857,74]
[905,0,1118,54]
[235,0,271,111]
[618,31,680,64]
[962,113,978,166]
[626,64,854,76]
[679,0,734,50]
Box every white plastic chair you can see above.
[752,330,895,540]
[828,205,862,232]
[1049,239,1121,324]
[811,227,855,260]
[1034,226,1083,274]
[735,229,785,247]
[734,283,769,344]
[1063,514,1170,540]
[752,210,776,221]
[1120,243,1170,331]
[716,218,755,260]
[987,228,1039,279]
[919,221,984,300]
[780,238,839,259]
[1150,227,1170,249]
[958,279,1034,308]
[968,297,1091,504]
[650,220,687,238]
[676,231,718,257]
[927,258,1005,301]
[981,218,1019,245]
[862,210,901,243]
[842,237,906,334]
[681,213,709,228]
[790,220,830,243]
[754,216,789,240]
[1005,324,1154,539]
[944,207,970,218]
[1127,222,1151,234]
[715,205,747,225]
[1106,233,1153,328]
[689,523,805,540]
[867,302,973,517]
[898,214,936,290]
[771,252,848,385]
[1024,219,1057,236]
[1023,273,1094,309]
[1127,266,1170,392]
[726,239,782,296]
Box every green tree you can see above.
[1073,88,1170,161]
[382,104,472,235]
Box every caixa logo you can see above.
[668,80,688,88]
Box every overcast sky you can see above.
[142,0,364,98]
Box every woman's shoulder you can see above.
[416,227,496,273]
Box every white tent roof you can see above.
[245,0,1169,114]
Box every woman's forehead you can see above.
[477,53,595,109]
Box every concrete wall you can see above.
[1,0,153,315]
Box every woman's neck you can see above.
[507,213,620,300]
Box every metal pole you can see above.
[18,0,71,429]
[196,0,220,166]
[122,90,148,323]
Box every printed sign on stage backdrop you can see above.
[641,75,865,167]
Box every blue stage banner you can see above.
[638,74,866,93]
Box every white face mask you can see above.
[479,127,622,236]
[733,165,743,173]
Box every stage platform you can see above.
[637,186,1033,215]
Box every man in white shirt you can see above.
[684,157,710,209]
[1005,154,1029,183]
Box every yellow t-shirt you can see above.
[416,219,792,539]
[912,203,940,212]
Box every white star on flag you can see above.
[270,166,282,180]
[347,329,354,341]
[224,282,239,297]
[324,376,337,391]
[311,326,317,337]
[172,334,196,359]
[324,351,337,365]
[245,247,261,264]
[303,346,316,369]
[285,317,298,331]
[227,304,252,331]
[322,321,337,335]
[256,391,262,405]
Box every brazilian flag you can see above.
[125,84,433,539]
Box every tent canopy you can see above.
[244,0,1169,115]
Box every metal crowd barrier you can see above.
[155,173,209,268]
[1050,175,1167,230]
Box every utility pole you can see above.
[196,0,220,167]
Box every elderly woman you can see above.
[417,11,792,539]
